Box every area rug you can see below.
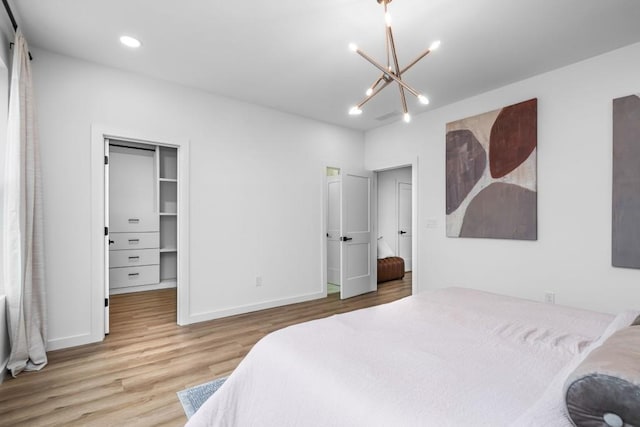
[177,377,227,419]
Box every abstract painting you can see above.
[446,98,537,240]
[612,94,640,268]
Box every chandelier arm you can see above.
[358,79,394,109]
[356,90,382,109]
[385,32,390,70]
[354,94,376,110]
[369,75,385,93]
[394,78,421,99]
[386,26,402,77]
[399,84,409,114]
[355,47,421,98]
[400,48,432,75]
[371,80,392,99]
[384,3,390,69]
[386,26,409,113]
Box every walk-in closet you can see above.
[107,140,178,295]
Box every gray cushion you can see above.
[564,326,640,426]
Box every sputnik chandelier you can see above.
[348,0,440,123]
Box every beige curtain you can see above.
[3,29,47,377]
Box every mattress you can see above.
[186,287,622,427]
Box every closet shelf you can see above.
[159,212,177,216]
[160,248,177,253]
[159,178,177,183]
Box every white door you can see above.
[397,181,412,271]
[340,171,376,299]
[326,176,341,285]
[104,139,110,334]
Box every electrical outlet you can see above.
[255,276,262,287]
[544,292,555,304]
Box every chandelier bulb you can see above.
[348,43,358,52]
[429,40,441,51]
[349,106,363,116]
[366,88,373,97]
[403,113,411,123]
[418,94,429,105]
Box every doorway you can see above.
[90,126,190,342]
[104,140,180,333]
[375,166,413,291]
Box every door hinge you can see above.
[104,155,109,165]
[104,226,109,236]
[105,298,109,307]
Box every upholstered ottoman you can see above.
[377,257,405,283]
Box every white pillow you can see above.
[377,238,395,259]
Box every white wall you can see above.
[377,167,411,256]
[31,48,365,350]
[365,42,640,314]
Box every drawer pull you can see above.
[128,218,140,223]
[128,256,140,261]
[128,239,140,244]
[128,273,140,277]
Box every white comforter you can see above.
[187,287,626,427]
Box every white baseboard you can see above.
[46,289,323,349]
[185,290,326,325]
[47,331,103,352]
[109,280,177,295]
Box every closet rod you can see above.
[3,0,33,60]
[109,143,156,152]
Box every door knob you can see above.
[340,236,353,242]
[399,230,407,235]
[109,240,115,245]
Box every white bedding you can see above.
[186,287,627,427]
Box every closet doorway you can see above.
[105,140,180,333]
[90,126,190,340]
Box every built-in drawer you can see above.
[109,249,159,268]
[110,212,159,233]
[109,232,159,251]
[109,265,159,289]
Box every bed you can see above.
[186,288,640,427]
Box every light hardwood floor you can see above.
[0,274,411,426]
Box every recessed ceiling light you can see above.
[120,35,141,48]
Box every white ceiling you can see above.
[11,0,640,131]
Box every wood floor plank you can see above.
[0,274,411,426]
